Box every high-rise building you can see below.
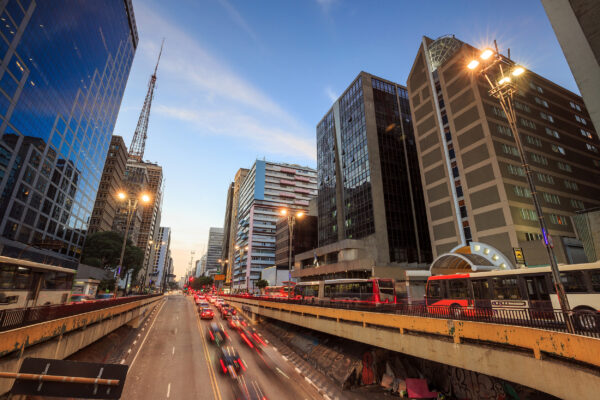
[232,160,317,291]
[88,136,128,234]
[406,35,599,271]
[542,0,600,137]
[224,168,249,286]
[195,254,207,277]
[112,159,147,246]
[294,72,431,282]
[221,182,234,273]
[275,215,317,269]
[205,227,224,277]
[0,0,137,267]
[149,226,170,290]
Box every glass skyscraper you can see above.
[0,0,137,268]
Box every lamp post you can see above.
[467,43,573,333]
[280,208,304,295]
[234,244,248,293]
[114,191,151,299]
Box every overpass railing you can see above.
[0,294,162,332]
[224,295,600,338]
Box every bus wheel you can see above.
[574,309,598,331]
[450,304,463,319]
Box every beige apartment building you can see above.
[224,168,249,286]
[407,35,600,269]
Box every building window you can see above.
[570,199,584,209]
[569,101,582,112]
[514,101,530,112]
[525,232,543,241]
[580,129,593,139]
[535,97,549,108]
[525,135,542,147]
[564,180,579,191]
[549,214,568,226]
[493,106,507,119]
[502,143,519,157]
[540,112,554,123]
[507,164,525,176]
[593,159,600,168]
[586,143,598,153]
[529,82,543,93]
[575,115,587,125]
[520,208,537,221]
[530,153,548,165]
[513,186,532,198]
[545,127,560,139]
[557,162,572,172]
[551,144,566,155]
[520,118,536,130]
[542,192,560,205]
[537,173,555,184]
[496,124,512,137]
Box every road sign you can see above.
[10,358,128,399]
[513,248,526,265]
[214,274,225,281]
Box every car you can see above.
[200,307,214,320]
[238,327,266,352]
[216,346,244,376]
[233,377,268,400]
[68,294,93,304]
[228,315,247,330]
[207,322,229,345]
[221,307,231,319]
[95,293,114,300]
[198,301,210,309]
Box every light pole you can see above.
[467,43,573,333]
[280,208,304,295]
[234,244,248,293]
[114,191,151,298]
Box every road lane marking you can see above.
[175,328,177,334]
[295,367,302,374]
[133,340,137,345]
[193,299,222,400]
[166,382,171,398]
[276,367,290,379]
[128,299,166,373]
[172,346,175,355]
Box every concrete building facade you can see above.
[406,35,600,270]
[232,160,317,291]
[88,136,128,234]
[148,226,170,290]
[294,72,431,281]
[224,168,249,286]
[573,207,600,262]
[542,0,600,137]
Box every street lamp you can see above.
[467,42,574,333]
[280,208,304,293]
[114,190,151,298]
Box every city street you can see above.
[121,294,332,400]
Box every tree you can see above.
[190,276,213,290]
[81,231,144,281]
[255,279,269,290]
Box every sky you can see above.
[113,0,578,279]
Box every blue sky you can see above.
[113,0,578,278]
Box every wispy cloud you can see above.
[217,0,260,46]
[316,0,337,13]
[325,86,337,102]
[134,3,314,159]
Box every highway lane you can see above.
[122,294,221,400]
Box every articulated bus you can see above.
[0,256,75,309]
[425,261,600,328]
[263,284,294,298]
[291,278,395,306]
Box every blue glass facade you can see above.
[0,0,137,266]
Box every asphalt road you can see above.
[121,293,328,400]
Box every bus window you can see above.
[324,285,331,297]
[492,277,520,300]
[560,271,587,293]
[448,279,468,299]
[377,280,394,302]
[590,270,600,292]
[426,281,442,299]
[471,279,490,299]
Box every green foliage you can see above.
[255,279,269,289]
[190,276,214,290]
[98,279,115,292]
[81,231,144,279]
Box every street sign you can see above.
[513,248,526,265]
[10,358,128,399]
[214,274,225,281]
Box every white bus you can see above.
[0,256,75,309]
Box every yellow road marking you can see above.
[192,298,222,400]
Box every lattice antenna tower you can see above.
[128,39,165,162]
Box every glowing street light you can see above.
[467,60,479,70]
[480,48,494,60]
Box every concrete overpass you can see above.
[225,296,600,400]
[0,295,163,395]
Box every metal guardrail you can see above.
[0,294,162,332]
[224,295,600,338]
